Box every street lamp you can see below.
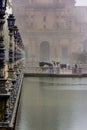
[0,0,7,13]
[14,25,19,71]
[15,31,25,72]
[7,14,15,71]
[0,0,10,126]
[16,32,21,60]
[7,14,15,28]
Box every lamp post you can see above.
[0,0,10,126]
[15,31,25,72]
[14,25,19,71]
[7,14,15,76]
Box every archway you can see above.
[83,40,87,52]
[40,41,50,62]
[61,46,68,63]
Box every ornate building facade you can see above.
[13,0,87,66]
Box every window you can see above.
[56,22,59,29]
[31,15,34,18]
[54,0,59,3]
[43,25,46,29]
[56,0,59,2]
[30,22,34,29]
[56,16,59,18]
[43,16,46,22]
[31,0,34,3]
[66,19,72,29]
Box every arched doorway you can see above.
[83,40,87,52]
[61,46,68,63]
[40,41,50,62]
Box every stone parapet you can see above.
[0,74,24,130]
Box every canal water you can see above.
[15,77,87,130]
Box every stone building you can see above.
[13,0,87,66]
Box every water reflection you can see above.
[15,77,87,130]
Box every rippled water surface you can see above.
[15,77,87,130]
